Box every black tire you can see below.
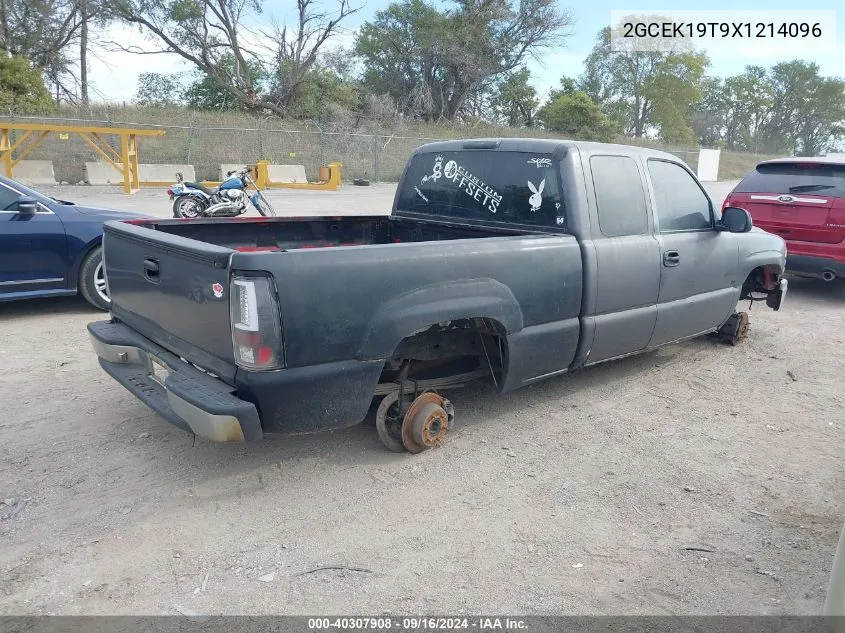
[253,191,276,217]
[79,247,110,311]
[173,196,203,218]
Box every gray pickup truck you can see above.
[88,139,788,452]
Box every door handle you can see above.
[663,250,681,267]
[143,258,160,283]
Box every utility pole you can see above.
[79,0,89,106]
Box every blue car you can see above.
[0,175,146,310]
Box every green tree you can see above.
[183,55,267,110]
[355,0,572,121]
[0,55,55,113]
[537,90,616,141]
[725,66,773,152]
[134,72,187,107]
[643,51,708,144]
[580,21,709,140]
[763,61,845,156]
[691,77,729,147]
[283,65,361,121]
[108,0,357,115]
[490,68,539,127]
[0,0,83,101]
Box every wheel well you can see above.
[379,318,508,387]
[72,239,103,290]
[740,265,780,300]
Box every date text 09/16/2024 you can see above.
[307,618,528,631]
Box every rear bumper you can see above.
[786,254,845,280]
[88,320,262,442]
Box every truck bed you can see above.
[102,215,583,434]
[128,215,533,252]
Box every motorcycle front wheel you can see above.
[252,191,276,217]
[173,196,205,218]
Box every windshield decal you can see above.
[528,157,552,169]
[414,186,429,203]
[421,155,444,184]
[442,160,502,214]
[528,179,545,212]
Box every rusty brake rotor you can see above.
[401,391,452,454]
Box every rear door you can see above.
[102,221,236,380]
[582,154,660,364]
[728,162,845,244]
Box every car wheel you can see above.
[79,247,110,311]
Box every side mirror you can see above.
[719,206,753,233]
[17,197,38,215]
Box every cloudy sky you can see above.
[87,0,843,104]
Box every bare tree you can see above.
[106,0,358,115]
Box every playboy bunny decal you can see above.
[527,179,545,213]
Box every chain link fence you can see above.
[1,111,763,185]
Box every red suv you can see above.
[723,158,845,282]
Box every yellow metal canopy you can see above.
[0,122,166,193]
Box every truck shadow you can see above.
[161,336,714,481]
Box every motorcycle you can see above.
[167,166,276,218]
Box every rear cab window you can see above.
[590,155,648,237]
[735,162,845,197]
[395,151,566,230]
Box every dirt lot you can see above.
[0,182,843,616]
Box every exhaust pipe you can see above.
[205,201,242,216]
[822,270,836,282]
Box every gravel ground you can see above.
[0,181,842,616]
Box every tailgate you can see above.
[730,192,843,244]
[102,221,236,380]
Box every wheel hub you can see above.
[93,261,109,303]
[401,392,452,454]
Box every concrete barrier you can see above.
[13,160,56,185]
[85,162,195,185]
[84,162,121,185]
[139,164,195,183]
[220,163,307,183]
[267,164,308,183]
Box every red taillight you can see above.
[257,347,274,365]
[230,275,283,370]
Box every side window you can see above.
[0,184,21,211]
[590,155,648,236]
[647,159,713,232]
